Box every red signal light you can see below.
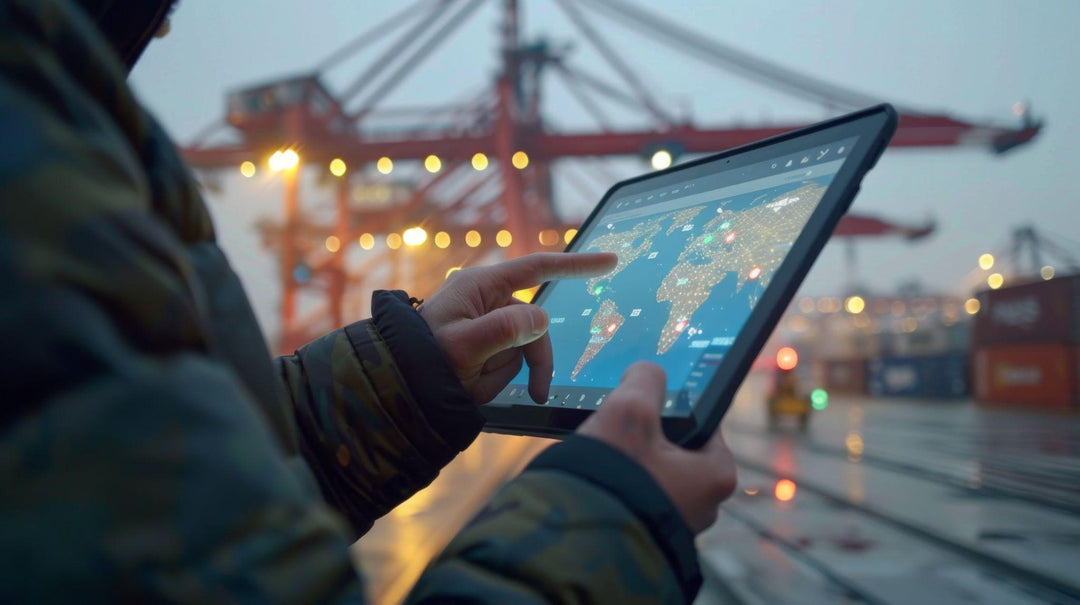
[776,347,798,371]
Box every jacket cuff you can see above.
[352,290,484,453]
[525,435,702,600]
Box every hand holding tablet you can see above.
[481,104,898,447]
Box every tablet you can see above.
[482,104,897,448]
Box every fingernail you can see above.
[531,308,548,336]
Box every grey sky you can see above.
[130,0,1080,333]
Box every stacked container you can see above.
[972,275,1080,408]
[868,354,967,398]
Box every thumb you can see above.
[579,362,667,441]
[450,304,549,365]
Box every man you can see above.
[0,0,737,602]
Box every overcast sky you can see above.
[130,0,1080,334]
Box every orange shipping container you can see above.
[974,344,1077,408]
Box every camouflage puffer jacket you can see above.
[0,0,700,602]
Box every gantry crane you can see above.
[182,0,1041,351]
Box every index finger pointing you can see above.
[482,252,618,294]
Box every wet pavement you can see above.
[702,373,1080,604]
[352,372,1080,604]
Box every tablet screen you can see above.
[502,135,859,415]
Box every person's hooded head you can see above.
[73,0,178,73]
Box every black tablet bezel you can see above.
[481,104,898,448]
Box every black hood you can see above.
[73,0,176,72]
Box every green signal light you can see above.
[810,388,829,410]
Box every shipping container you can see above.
[972,275,1080,346]
[974,344,1078,408]
[867,354,968,398]
[886,322,971,357]
[815,359,867,394]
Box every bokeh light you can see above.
[775,479,796,502]
[403,227,428,247]
[964,298,981,315]
[424,154,442,173]
[651,149,672,170]
[776,347,798,371]
[845,295,866,314]
[376,157,394,174]
[471,152,488,171]
[496,229,513,248]
[329,158,347,177]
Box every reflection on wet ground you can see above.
[351,371,1080,604]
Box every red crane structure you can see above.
[182,0,1041,352]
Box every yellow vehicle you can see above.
[767,347,811,431]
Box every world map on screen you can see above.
[536,174,834,392]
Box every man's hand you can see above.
[418,252,617,404]
[577,362,737,534]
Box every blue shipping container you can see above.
[867,354,968,398]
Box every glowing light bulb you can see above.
[845,295,866,314]
[376,157,393,174]
[358,233,375,250]
[424,154,442,173]
[402,227,428,247]
[776,347,798,371]
[775,479,796,502]
[511,151,529,170]
[239,161,256,178]
[434,231,451,249]
[324,235,341,252]
[964,298,980,315]
[564,228,578,244]
[987,273,1004,289]
[978,253,994,270]
[471,152,488,171]
[386,233,403,250]
[465,230,481,248]
[496,229,513,248]
[329,158,347,177]
[650,149,672,170]
[538,229,560,246]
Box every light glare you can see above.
[651,149,672,170]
